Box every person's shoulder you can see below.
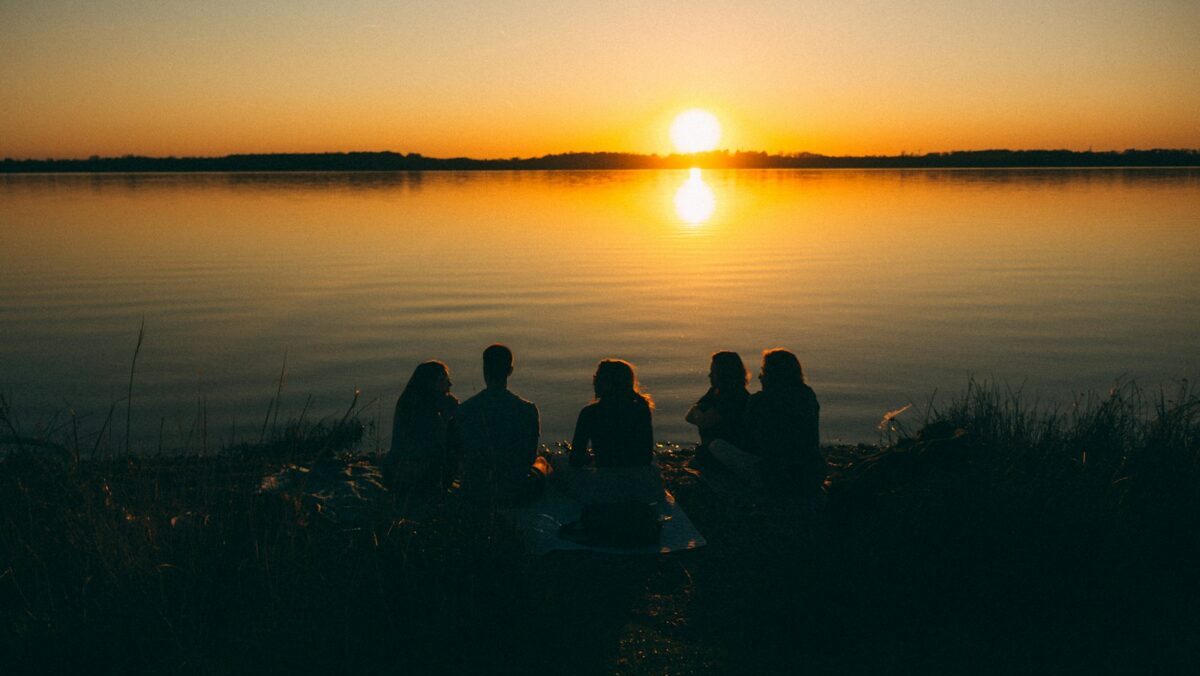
[518,394,539,415]
[800,383,818,402]
[505,389,537,407]
[745,390,768,413]
[501,389,539,417]
[456,391,486,416]
[722,387,749,404]
[459,390,484,407]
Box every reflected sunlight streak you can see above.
[674,168,716,225]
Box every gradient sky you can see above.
[2,0,1198,159]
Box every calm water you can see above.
[2,169,1198,448]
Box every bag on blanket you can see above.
[561,501,661,548]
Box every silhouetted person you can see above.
[386,360,458,490]
[560,359,662,505]
[686,351,750,459]
[744,349,824,496]
[570,359,654,468]
[455,344,549,505]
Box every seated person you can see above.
[455,344,549,505]
[386,360,459,491]
[744,348,824,496]
[563,359,661,504]
[686,350,750,461]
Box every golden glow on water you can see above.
[1,170,1198,445]
[673,168,716,225]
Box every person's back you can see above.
[744,349,823,495]
[745,384,819,458]
[572,395,654,468]
[387,361,459,490]
[454,344,544,504]
[562,359,661,506]
[457,387,539,499]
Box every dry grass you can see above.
[2,380,1199,674]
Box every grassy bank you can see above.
[2,381,1199,674]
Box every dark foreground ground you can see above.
[3,382,1199,675]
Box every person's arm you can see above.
[526,403,541,465]
[569,407,592,467]
[440,394,459,420]
[686,405,723,429]
[442,415,461,486]
[685,388,719,427]
[639,400,655,462]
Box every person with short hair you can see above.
[455,344,546,505]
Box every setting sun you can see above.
[670,109,721,154]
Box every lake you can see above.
[1,169,1198,448]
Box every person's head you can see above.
[399,360,451,410]
[482,344,514,388]
[759,348,805,391]
[592,359,653,408]
[709,351,749,393]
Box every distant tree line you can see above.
[3,148,1198,173]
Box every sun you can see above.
[670,109,721,154]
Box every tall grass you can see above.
[0,414,536,674]
[815,379,1200,671]
[2,378,1199,673]
[123,318,145,457]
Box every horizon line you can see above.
[4,148,1199,173]
[5,147,1200,164]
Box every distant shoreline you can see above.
[3,148,1199,173]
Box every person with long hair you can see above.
[558,359,663,506]
[570,359,655,468]
[686,350,750,457]
[744,348,824,496]
[386,360,459,490]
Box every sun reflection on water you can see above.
[674,168,715,225]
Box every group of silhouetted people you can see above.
[687,349,823,495]
[384,344,823,507]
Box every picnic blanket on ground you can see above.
[504,486,706,556]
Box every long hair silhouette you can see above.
[759,349,805,390]
[592,359,654,409]
[709,351,749,393]
[397,361,449,425]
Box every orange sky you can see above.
[2,1,1198,159]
